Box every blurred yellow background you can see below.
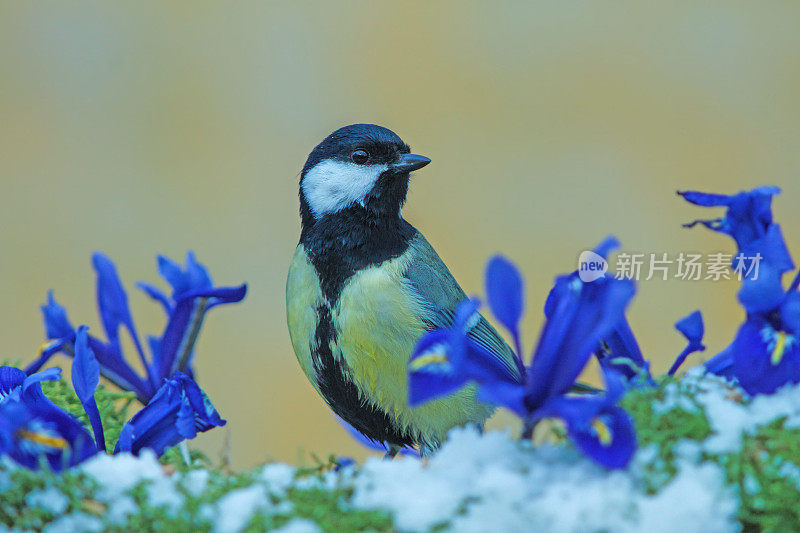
[2,2,799,468]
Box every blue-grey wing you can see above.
[403,233,522,381]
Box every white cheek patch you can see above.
[302,160,388,218]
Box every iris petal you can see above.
[41,291,75,341]
[704,343,736,379]
[543,395,635,469]
[782,294,800,336]
[408,330,466,406]
[408,372,466,407]
[72,327,105,451]
[71,327,100,405]
[675,310,704,344]
[732,319,800,395]
[737,226,795,314]
[528,275,635,407]
[86,336,151,401]
[485,255,524,344]
[92,253,140,350]
[476,380,528,417]
[157,251,213,299]
[135,282,173,314]
[567,405,636,470]
[408,302,521,407]
[0,402,97,471]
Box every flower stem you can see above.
[667,346,693,376]
[172,298,209,376]
[512,332,527,379]
[520,421,534,441]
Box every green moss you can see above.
[286,486,395,533]
[0,457,395,532]
[721,418,800,531]
[0,466,99,530]
[622,377,713,491]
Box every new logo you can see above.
[578,250,608,282]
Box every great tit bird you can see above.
[286,124,521,457]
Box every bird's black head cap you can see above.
[302,124,409,174]
[299,124,430,229]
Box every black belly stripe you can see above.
[311,304,416,447]
[300,206,421,447]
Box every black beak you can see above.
[390,153,431,174]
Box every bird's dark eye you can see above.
[351,149,369,165]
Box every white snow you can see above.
[42,512,103,533]
[272,518,322,533]
[351,426,739,533]
[146,475,184,515]
[260,463,296,497]
[292,476,322,491]
[213,484,268,533]
[778,460,800,490]
[182,469,210,497]
[685,368,800,454]
[80,450,164,501]
[637,462,738,533]
[106,496,138,525]
[26,487,68,514]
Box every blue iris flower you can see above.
[545,276,648,384]
[115,371,226,457]
[408,297,521,407]
[0,366,97,471]
[681,186,800,394]
[26,251,246,403]
[1,325,226,470]
[545,238,649,384]
[667,311,706,376]
[679,186,780,248]
[71,324,226,459]
[731,289,800,395]
[537,368,636,470]
[0,401,98,472]
[409,238,638,469]
[680,187,795,311]
[141,252,247,385]
[1,366,62,407]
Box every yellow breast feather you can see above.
[332,249,493,445]
[286,245,324,392]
